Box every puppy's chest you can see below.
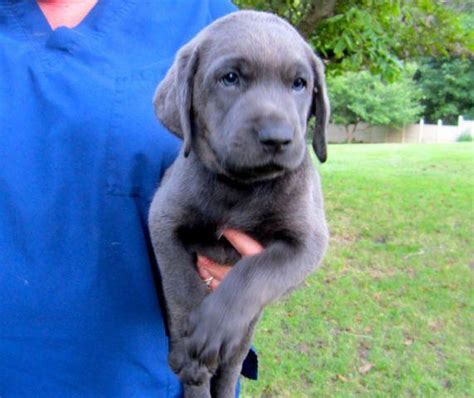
[178,187,295,265]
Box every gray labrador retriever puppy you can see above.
[149,10,329,398]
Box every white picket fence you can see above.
[327,116,474,144]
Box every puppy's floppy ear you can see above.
[153,42,199,157]
[309,54,330,163]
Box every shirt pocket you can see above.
[105,60,181,200]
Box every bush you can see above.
[415,58,474,125]
[457,131,473,142]
[327,66,424,142]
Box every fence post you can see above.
[419,118,424,143]
[458,115,464,138]
[437,119,442,143]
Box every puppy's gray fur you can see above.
[149,11,329,398]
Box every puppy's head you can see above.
[154,11,329,182]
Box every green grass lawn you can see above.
[241,143,474,397]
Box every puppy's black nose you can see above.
[258,125,293,151]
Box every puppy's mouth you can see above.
[196,130,297,183]
[223,161,286,182]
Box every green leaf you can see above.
[334,38,347,57]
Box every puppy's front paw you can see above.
[183,382,211,398]
[179,358,212,386]
[169,341,212,386]
[185,296,248,369]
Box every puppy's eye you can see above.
[220,72,240,87]
[292,77,307,92]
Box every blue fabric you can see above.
[0,1,256,397]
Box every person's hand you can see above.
[197,229,263,291]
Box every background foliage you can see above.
[328,67,424,141]
[233,0,474,128]
[415,57,474,125]
[233,0,472,79]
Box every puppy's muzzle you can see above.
[257,123,294,153]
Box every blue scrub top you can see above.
[0,1,256,397]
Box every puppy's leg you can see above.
[185,230,327,372]
[184,381,211,398]
[151,222,212,395]
[211,314,260,398]
[211,365,240,398]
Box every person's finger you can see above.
[196,258,212,280]
[222,229,263,257]
[209,277,220,291]
[196,264,216,290]
[203,263,232,281]
[197,255,232,281]
[196,256,229,291]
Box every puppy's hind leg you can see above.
[157,241,213,396]
[150,218,212,394]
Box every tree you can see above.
[328,68,424,142]
[233,0,473,80]
[415,57,474,124]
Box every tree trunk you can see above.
[345,123,358,143]
[345,125,353,143]
[295,0,338,39]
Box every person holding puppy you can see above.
[0,1,259,396]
